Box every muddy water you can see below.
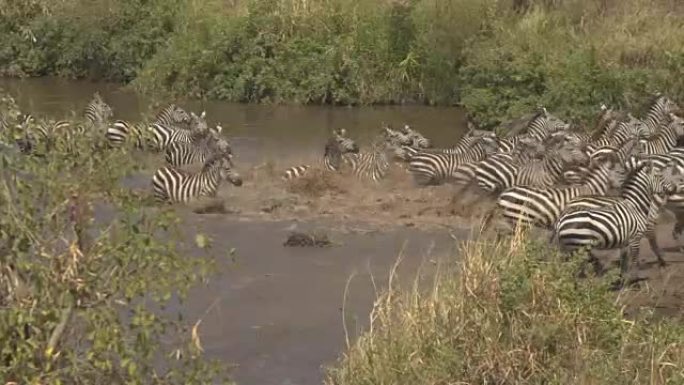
[1,78,471,385]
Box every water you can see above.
[0,77,467,160]
[0,77,469,385]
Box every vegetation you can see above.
[325,233,684,385]
[2,0,684,127]
[0,93,232,383]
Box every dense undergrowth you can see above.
[325,233,684,385]
[2,0,684,127]
[0,93,232,383]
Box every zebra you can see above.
[399,124,431,148]
[636,113,684,155]
[335,137,412,183]
[485,158,625,232]
[407,135,500,186]
[153,104,192,129]
[105,104,195,148]
[113,111,212,151]
[152,152,242,204]
[165,137,232,168]
[83,92,113,129]
[282,128,359,180]
[552,164,680,280]
[523,108,569,142]
[640,94,680,136]
[474,141,589,196]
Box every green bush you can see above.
[2,0,684,129]
[0,92,232,384]
[325,234,684,385]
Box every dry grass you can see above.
[285,169,348,198]
[325,230,684,385]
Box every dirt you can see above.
[135,152,684,385]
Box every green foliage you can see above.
[325,235,684,385]
[0,92,232,384]
[3,0,684,129]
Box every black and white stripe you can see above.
[491,160,624,230]
[400,124,431,149]
[83,93,112,128]
[152,153,242,204]
[407,136,499,185]
[165,138,232,168]
[553,164,679,276]
[636,113,684,154]
[641,95,680,135]
[282,129,359,180]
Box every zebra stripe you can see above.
[525,109,569,142]
[83,93,112,127]
[641,95,680,134]
[475,144,588,194]
[282,129,359,180]
[636,113,684,154]
[154,104,192,129]
[400,124,431,149]
[492,161,623,230]
[553,164,679,274]
[152,154,242,204]
[408,136,499,185]
[165,138,232,168]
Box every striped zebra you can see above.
[552,164,680,276]
[640,94,680,136]
[336,137,410,183]
[522,108,569,142]
[282,128,359,180]
[152,153,242,204]
[154,104,192,129]
[407,135,500,185]
[485,158,625,232]
[400,124,431,148]
[105,104,194,148]
[83,92,113,129]
[108,110,212,150]
[474,142,589,196]
[165,137,232,168]
[636,113,684,154]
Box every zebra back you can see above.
[636,113,684,155]
[152,153,241,204]
[642,95,680,134]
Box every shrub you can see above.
[325,233,684,385]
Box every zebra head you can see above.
[87,93,113,124]
[381,125,412,147]
[324,136,344,170]
[214,138,233,161]
[221,159,243,187]
[189,111,209,132]
[557,140,590,167]
[624,114,651,139]
[155,104,191,128]
[332,128,359,153]
[400,124,431,149]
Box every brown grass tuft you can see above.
[285,169,348,198]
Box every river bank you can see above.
[3,0,684,127]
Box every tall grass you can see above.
[325,232,684,385]
[2,0,684,127]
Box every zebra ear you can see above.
[201,111,206,119]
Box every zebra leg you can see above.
[645,229,667,267]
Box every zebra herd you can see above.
[1,93,242,204]
[4,91,684,285]
[281,95,684,285]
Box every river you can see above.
[1,77,473,385]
